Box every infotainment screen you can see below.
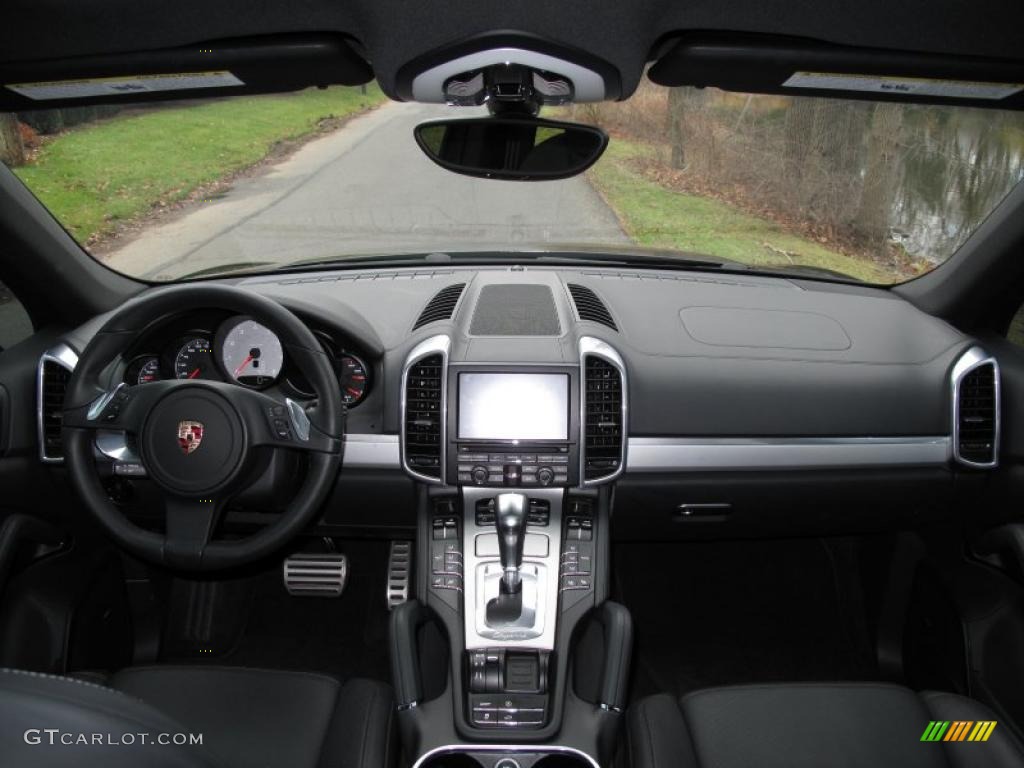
[458,373,569,441]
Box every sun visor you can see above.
[649,34,1024,110]
[0,35,373,111]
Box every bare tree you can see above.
[666,87,687,169]
[855,103,905,247]
[0,114,25,166]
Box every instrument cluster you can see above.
[122,314,371,407]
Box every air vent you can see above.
[404,353,445,479]
[413,283,466,330]
[954,353,999,467]
[583,355,624,481]
[38,350,76,462]
[567,283,617,331]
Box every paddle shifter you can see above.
[496,492,527,593]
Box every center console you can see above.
[392,333,630,768]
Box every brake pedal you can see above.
[387,541,413,609]
[283,553,348,597]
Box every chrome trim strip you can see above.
[951,346,1000,469]
[400,335,451,484]
[411,744,599,768]
[342,433,400,469]
[36,343,79,464]
[579,336,628,486]
[626,436,951,472]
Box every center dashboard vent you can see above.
[403,353,445,479]
[954,352,999,467]
[38,353,75,462]
[583,355,624,481]
[413,283,466,330]
[567,283,617,331]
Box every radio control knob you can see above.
[537,466,555,486]
[471,465,490,485]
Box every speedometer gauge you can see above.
[220,318,283,387]
[339,354,369,406]
[174,338,214,380]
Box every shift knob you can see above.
[496,492,527,592]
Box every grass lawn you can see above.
[14,85,386,243]
[588,140,901,283]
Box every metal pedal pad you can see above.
[387,541,413,609]
[283,553,348,597]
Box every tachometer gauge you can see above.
[220,318,283,387]
[174,337,215,380]
[339,354,369,406]
[125,355,161,385]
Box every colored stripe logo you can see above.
[921,721,997,742]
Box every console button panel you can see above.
[429,503,463,611]
[467,648,548,729]
[456,446,571,487]
[560,499,595,610]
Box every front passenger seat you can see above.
[629,682,1024,768]
[0,666,395,768]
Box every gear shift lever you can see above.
[496,492,526,593]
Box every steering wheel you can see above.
[62,284,344,571]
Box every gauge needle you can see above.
[188,368,201,379]
[233,354,254,378]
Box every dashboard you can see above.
[28,262,1007,536]
[118,309,372,408]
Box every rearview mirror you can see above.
[414,116,608,181]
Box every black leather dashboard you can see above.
[235,265,968,439]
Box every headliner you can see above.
[2,0,1023,99]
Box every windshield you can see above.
[2,83,1023,283]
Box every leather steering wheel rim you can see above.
[62,284,344,571]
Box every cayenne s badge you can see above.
[177,420,204,455]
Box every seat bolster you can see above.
[0,667,217,768]
[921,691,1024,768]
[110,665,343,768]
[627,693,699,768]
[317,677,397,768]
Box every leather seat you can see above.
[0,665,395,768]
[628,682,1024,768]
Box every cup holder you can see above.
[418,754,485,768]
[416,749,594,768]
[532,755,592,768]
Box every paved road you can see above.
[104,101,628,280]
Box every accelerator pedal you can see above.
[283,552,348,597]
[387,541,413,609]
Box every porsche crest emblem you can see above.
[177,420,204,455]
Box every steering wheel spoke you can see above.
[234,388,341,454]
[65,380,176,433]
[163,493,228,570]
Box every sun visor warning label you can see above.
[782,72,1024,101]
[5,71,245,101]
